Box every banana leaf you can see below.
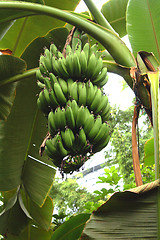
[82,180,159,239]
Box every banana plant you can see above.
[0,0,159,239]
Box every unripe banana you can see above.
[76,105,87,129]
[94,94,109,115]
[92,67,107,86]
[65,105,76,129]
[51,56,61,76]
[57,136,69,157]
[61,128,75,150]
[92,122,109,144]
[70,99,79,120]
[69,81,78,102]
[87,115,102,141]
[48,111,57,136]
[77,128,87,150]
[49,89,60,110]
[98,75,109,88]
[83,42,90,63]
[53,81,67,106]
[89,88,102,112]
[86,53,98,80]
[58,77,68,97]
[78,82,87,106]
[36,69,44,83]
[65,54,74,76]
[91,57,103,80]
[72,52,81,78]
[50,43,58,57]
[67,78,74,94]
[49,73,57,89]
[57,57,70,79]
[79,50,88,76]
[86,81,97,107]
[92,134,110,153]
[43,77,51,91]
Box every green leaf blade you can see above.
[127,0,160,61]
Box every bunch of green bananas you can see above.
[36,30,111,174]
[37,41,108,87]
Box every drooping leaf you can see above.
[19,190,53,230]
[0,0,80,56]
[0,55,26,120]
[7,225,53,240]
[0,199,30,236]
[144,138,154,166]
[83,181,159,239]
[51,213,91,240]
[101,0,128,37]
[127,0,160,61]
[22,27,69,69]
[22,157,55,207]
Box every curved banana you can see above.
[58,77,68,97]
[57,57,70,79]
[91,57,103,80]
[94,94,109,115]
[76,105,88,129]
[92,122,109,144]
[70,99,79,120]
[65,54,74,76]
[89,88,102,112]
[83,42,90,63]
[72,52,81,78]
[79,50,87,77]
[61,128,75,150]
[98,75,109,88]
[92,67,107,86]
[86,53,98,80]
[48,111,57,136]
[78,82,87,106]
[83,113,95,136]
[92,134,110,153]
[69,81,78,102]
[87,115,102,141]
[50,43,58,58]
[57,136,69,157]
[53,81,67,106]
[65,105,75,129]
[36,69,44,83]
[86,81,97,107]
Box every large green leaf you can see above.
[22,27,69,69]
[101,0,128,37]
[83,181,159,239]
[22,157,55,207]
[0,199,30,236]
[0,55,26,120]
[127,0,160,61]
[51,213,91,240]
[19,190,53,230]
[0,0,79,57]
[7,225,53,240]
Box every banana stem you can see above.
[0,68,37,87]
[83,0,116,33]
[0,1,136,68]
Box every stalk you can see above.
[0,1,136,67]
[83,0,116,33]
[0,68,37,87]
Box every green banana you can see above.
[72,28,82,52]
[67,78,74,94]
[49,72,57,89]
[72,52,81,78]
[37,80,45,89]
[43,77,51,91]
[54,107,66,130]
[57,136,69,157]
[61,128,75,150]
[65,105,76,129]
[78,82,87,106]
[49,89,60,110]
[48,111,57,136]
[43,88,51,107]
[94,94,109,115]
[69,81,78,102]
[86,81,97,106]
[57,57,70,79]
[92,135,110,153]
[92,67,107,86]
[83,42,90,63]
[43,49,52,72]
[37,96,50,115]
[70,99,79,120]
[83,113,95,136]
[50,43,58,58]
[86,53,98,80]
[79,50,88,76]
[89,43,98,57]
[87,115,102,141]
[77,128,87,150]
[91,57,103,80]
[58,77,68,97]
[53,81,67,106]
[98,75,109,88]
[51,56,61,76]
[92,122,109,144]
[89,88,102,112]
[36,69,44,83]
[65,54,74,76]
[65,44,72,56]
[76,105,87,129]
